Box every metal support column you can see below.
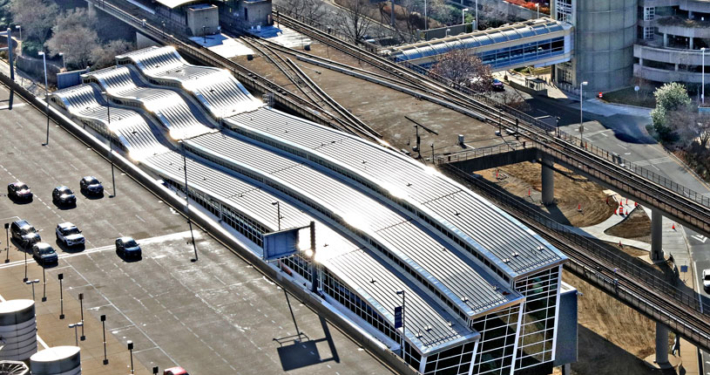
[651,208,663,261]
[541,153,555,205]
[655,322,669,365]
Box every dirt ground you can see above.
[480,162,615,227]
[605,208,652,243]
[560,271,670,375]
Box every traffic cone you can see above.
[672,223,676,230]
[528,189,531,197]
[634,202,638,207]
[496,169,499,179]
[619,201,623,207]
[614,208,618,215]
[577,204,582,212]
[606,196,609,204]
[625,198,628,205]
[619,241,623,248]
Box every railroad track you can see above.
[277,11,710,235]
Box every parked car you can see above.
[52,186,76,207]
[115,237,141,258]
[55,222,85,247]
[32,242,58,264]
[164,368,189,375]
[10,220,41,248]
[7,182,33,202]
[703,269,710,292]
[492,78,505,92]
[79,176,104,196]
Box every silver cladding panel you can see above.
[224,108,566,276]
[143,151,475,351]
[187,132,518,316]
[117,46,263,118]
[51,84,170,161]
[86,66,216,140]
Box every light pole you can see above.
[702,47,706,105]
[424,0,428,30]
[127,341,135,374]
[462,8,468,27]
[58,273,64,319]
[79,293,85,341]
[475,0,479,30]
[535,3,540,19]
[103,91,116,197]
[178,141,198,262]
[580,81,588,147]
[4,223,9,263]
[396,290,406,355]
[101,315,108,365]
[15,25,20,41]
[58,52,66,71]
[430,142,435,164]
[25,279,39,300]
[271,201,281,231]
[202,26,207,44]
[41,265,46,302]
[38,51,50,146]
[445,28,451,37]
[68,323,82,346]
[23,244,28,282]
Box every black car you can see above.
[52,186,76,206]
[32,242,58,264]
[115,237,142,258]
[10,220,41,248]
[7,182,33,202]
[79,176,103,196]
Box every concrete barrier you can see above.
[0,72,418,375]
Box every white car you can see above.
[55,222,85,247]
[703,269,710,292]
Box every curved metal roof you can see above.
[116,46,263,119]
[85,66,217,140]
[51,84,170,161]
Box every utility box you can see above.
[187,4,219,36]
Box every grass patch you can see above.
[602,86,657,108]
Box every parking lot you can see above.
[0,85,391,374]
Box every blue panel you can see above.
[394,306,403,329]
[263,228,299,261]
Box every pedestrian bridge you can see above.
[386,18,573,72]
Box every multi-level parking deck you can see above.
[50,46,571,375]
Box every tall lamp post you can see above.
[535,3,540,19]
[15,25,20,41]
[102,91,116,197]
[4,223,9,263]
[579,81,589,147]
[58,52,66,70]
[271,201,281,231]
[702,47,706,105]
[178,140,198,262]
[475,0,479,30]
[38,51,50,146]
[127,341,135,374]
[462,8,468,27]
[68,322,83,346]
[25,279,39,300]
[424,0,428,30]
[396,290,406,356]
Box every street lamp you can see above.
[58,273,64,319]
[271,201,281,231]
[178,140,198,262]
[58,52,66,70]
[101,315,108,365]
[79,293,85,341]
[475,0,479,30]
[127,340,135,374]
[4,223,9,263]
[23,243,28,282]
[15,25,20,41]
[41,264,46,302]
[445,28,451,37]
[462,8,468,26]
[424,0,428,30]
[396,290,406,355]
[38,51,50,146]
[25,279,39,300]
[702,47,706,105]
[68,322,83,346]
[535,3,540,19]
[580,81,588,147]
[102,91,116,197]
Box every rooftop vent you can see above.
[511,252,519,258]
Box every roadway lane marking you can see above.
[0,103,26,110]
[0,230,199,270]
[694,235,708,243]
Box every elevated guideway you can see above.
[387,18,573,71]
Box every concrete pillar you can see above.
[675,63,679,71]
[689,10,694,19]
[541,154,554,205]
[663,33,668,47]
[561,364,572,375]
[655,322,669,365]
[88,0,94,12]
[690,37,694,50]
[651,208,663,261]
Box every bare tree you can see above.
[9,0,58,44]
[278,0,326,23]
[91,40,135,70]
[429,48,493,92]
[46,9,101,69]
[336,0,374,44]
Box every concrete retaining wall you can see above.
[450,147,538,171]
[0,72,417,375]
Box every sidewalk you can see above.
[0,246,151,374]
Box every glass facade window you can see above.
[643,27,655,41]
[555,0,573,24]
[477,37,566,69]
[644,7,655,21]
[423,341,476,375]
[470,305,521,375]
[514,267,560,370]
